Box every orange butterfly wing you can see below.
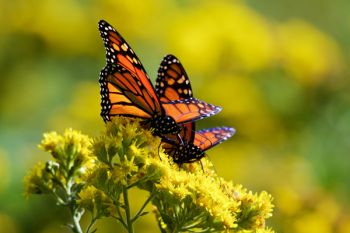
[162,98,221,124]
[155,55,193,102]
[99,20,163,121]
[194,127,236,152]
[99,20,157,101]
[100,64,156,120]
[155,55,195,144]
[155,55,222,124]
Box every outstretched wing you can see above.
[100,64,162,120]
[162,98,221,124]
[155,54,193,102]
[194,127,235,152]
[98,20,163,121]
[155,54,195,143]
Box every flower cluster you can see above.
[25,128,95,196]
[150,159,274,232]
[25,117,274,233]
[24,129,95,232]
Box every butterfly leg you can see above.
[157,143,162,161]
[199,160,205,173]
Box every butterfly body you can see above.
[162,127,204,163]
[170,144,204,164]
[148,115,180,135]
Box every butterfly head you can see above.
[151,115,180,135]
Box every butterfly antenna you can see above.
[177,133,184,145]
[157,142,162,161]
[206,154,219,175]
[205,154,223,186]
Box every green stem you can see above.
[65,171,83,233]
[122,187,134,233]
[85,214,97,233]
[112,215,128,229]
[131,194,154,222]
[70,206,84,233]
[171,226,178,233]
[112,198,127,228]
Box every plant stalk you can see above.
[71,207,83,233]
[131,194,153,222]
[122,187,134,233]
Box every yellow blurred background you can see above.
[1,0,350,232]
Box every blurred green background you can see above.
[1,0,350,232]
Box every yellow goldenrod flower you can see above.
[39,131,63,159]
[79,185,115,217]
[24,162,52,197]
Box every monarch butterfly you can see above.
[98,20,221,136]
[155,55,235,163]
